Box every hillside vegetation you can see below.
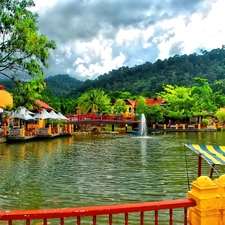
[2,48,225,99]
[68,48,225,98]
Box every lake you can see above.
[0,132,225,224]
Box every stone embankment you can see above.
[0,137,6,143]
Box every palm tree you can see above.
[77,89,111,114]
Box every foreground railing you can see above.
[0,199,196,225]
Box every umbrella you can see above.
[57,112,69,120]
[9,107,35,120]
[49,110,62,119]
[34,109,55,119]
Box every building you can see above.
[0,84,13,110]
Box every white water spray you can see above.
[140,114,147,136]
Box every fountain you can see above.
[140,113,147,136]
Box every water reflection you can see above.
[1,132,225,216]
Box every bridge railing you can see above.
[0,198,196,225]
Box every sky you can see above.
[33,0,225,81]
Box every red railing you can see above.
[0,199,196,225]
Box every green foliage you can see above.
[201,118,210,125]
[67,48,225,99]
[135,96,147,119]
[145,104,164,124]
[44,74,83,97]
[113,99,127,115]
[77,89,111,114]
[0,0,56,82]
[215,110,225,124]
[159,85,194,120]
[12,77,45,109]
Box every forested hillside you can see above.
[68,48,225,98]
[2,48,225,99]
[44,74,83,97]
[0,74,83,97]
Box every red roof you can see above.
[134,98,164,107]
[36,100,54,111]
[0,84,5,90]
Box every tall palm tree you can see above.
[77,89,111,114]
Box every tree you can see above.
[12,77,45,109]
[0,0,56,83]
[113,99,127,115]
[145,104,164,124]
[135,96,147,120]
[191,78,217,117]
[77,89,111,114]
[159,84,194,121]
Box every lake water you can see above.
[1,132,225,224]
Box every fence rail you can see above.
[0,199,196,225]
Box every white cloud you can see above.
[33,0,225,80]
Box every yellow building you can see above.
[0,84,13,109]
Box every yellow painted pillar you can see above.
[153,124,156,129]
[48,125,52,135]
[213,123,217,129]
[214,174,225,224]
[64,125,67,133]
[183,124,185,129]
[21,125,25,137]
[68,124,72,133]
[3,124,7,136]
[164,124,166,129]
[175,124,178,129]
[198,124,201,129]
[188,176,222,225]
[71,124,74,132]
[56,124,60,134]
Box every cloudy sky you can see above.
[34,0,225,81]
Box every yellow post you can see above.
[48,125,52,135]
[57,124,60,134]
[198,124,201,129]
[34,127,37,135]
[188,176,222,225]
[64,125,67,133]
[183,124,185,129]
[21,125,25,137]
[153,124,156,129]
[175,124,178,129]
[213,123,217,129]
[68,124,72,133]
[164,124,166,129]
[213,174,225,224]
[3,124,7,136]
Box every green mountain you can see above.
[68,48,225,98]
[44,74,83,97]
[2,48,225,99]
[0,74,83,97]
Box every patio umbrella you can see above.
[34,109,55,119]
[9,107,35,120]
[57,112,69,120]
[49,110,62,119]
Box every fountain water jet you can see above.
[140,113,148,136]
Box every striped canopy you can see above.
[185,144,225,165]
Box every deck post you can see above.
[188,175,221,225]
[3,124,7,136]
[198,124,201,129]
[21,125,25,137]
[214,174,225,224]
[183,124,185,129]
[48,125,52,135]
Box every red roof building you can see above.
[36,100,54,111]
